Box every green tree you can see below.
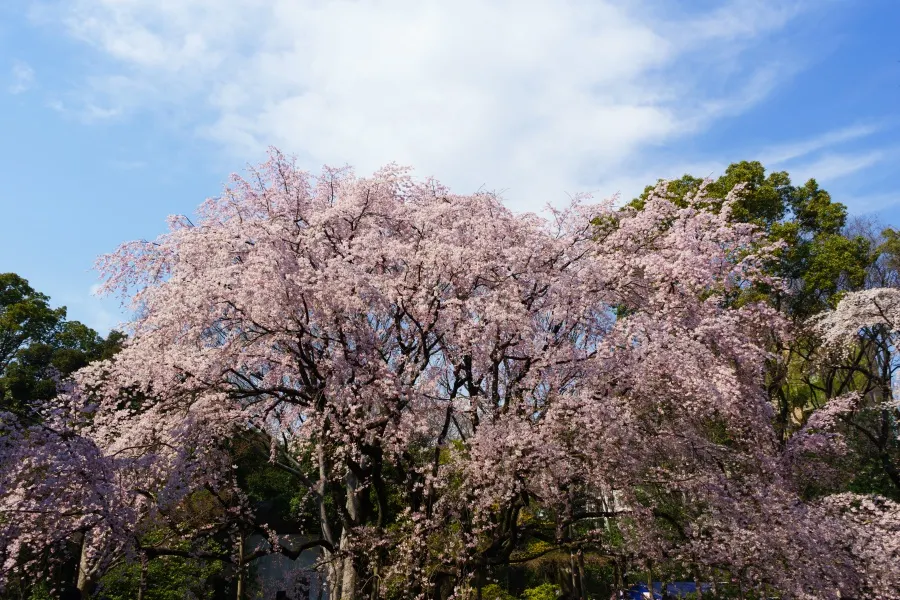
[0,273,125,418]
[97,549,225,600]
[633,163,900,506]
[0,273,65,371]
[633,161,870,319]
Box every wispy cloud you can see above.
[83,302,125,335]
[841,191,900,215]
[791,151,887,184]
[8,60,34,94]
[47,97,122,122]
[681,0,809,43]
[32,0,815,210]
[751,122,892,188]
[762,124,881,165]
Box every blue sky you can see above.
[1,0,898,334]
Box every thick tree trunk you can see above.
[326,470,365,600]
[316,441,344,600]
[339,552,357,600]
[76,537,96,598]
[324,552,343,600]
[324,530,361,600]
[339,470,364,600]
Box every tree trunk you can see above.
[370,564,380,600]
[570,552,580,599]
[76,534,96,598]
[576,550,588,600]
[236,533,245,600]
[137,552,148,600]
[339,552,358,600]
[325,554,343,600]
[326,530,360,600]
[614,558,624,591]
[336,470,364,600]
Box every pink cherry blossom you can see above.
[2,150,896,599]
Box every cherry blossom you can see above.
[3,150,896,598]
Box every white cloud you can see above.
[840,192,900,215]
[762,124,881,165]
[680,0,807,42]
[47,97,122,122]
[81,301,125,335]
[41,0,813,209]
[8,60,34,94]
[790,151,887,184]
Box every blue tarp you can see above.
[626,582,714,599]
